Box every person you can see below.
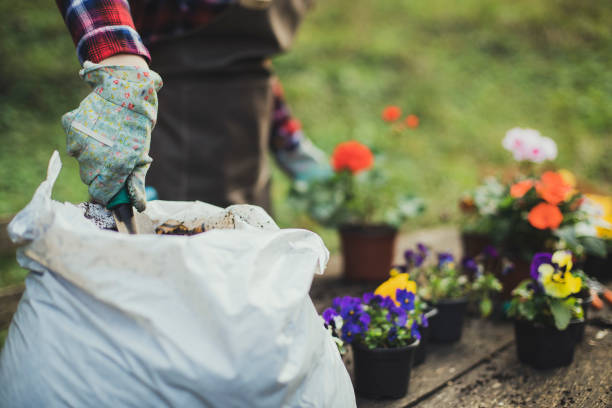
[56,0,330,213]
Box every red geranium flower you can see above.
[528,202,563,230]
[331,141,374,174]
[382,106,401,122]
[405,114,419,129]
[536,171,572,205]
[510,180,534,198]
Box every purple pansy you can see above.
[438,252,454,266]
[362,292,374,305]
[380,296,396,309]
[396,289,416,311]
[461,257,478,274]
[483,245,499,258]
[359,313,371,327]
[411,321,421,340]
[404,249,415,264]
[338,296,362,318]
[387,305,408,327]
[322,308,338,325]
[530,252,552,280]
[421,313,429,328]
[341,321,363,343]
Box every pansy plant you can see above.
[508,250,584,330]
[323,289,422,351]
[396,243,502,317]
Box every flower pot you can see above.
[413,307,438,366]
[460,232,492,259]
[582,252,612,282]
[575,298,591,343]
[352,339,420,399]
[339,224,398,282]
[429,298,468,343]
[514,319,582,369]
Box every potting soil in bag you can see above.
[0,152,355,407]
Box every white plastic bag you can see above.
[0,152,355,407]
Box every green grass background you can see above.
[1,0,611,287]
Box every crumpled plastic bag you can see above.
[0,151,355,407]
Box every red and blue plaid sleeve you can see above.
[56,0,151,64]
[270,77,304,152]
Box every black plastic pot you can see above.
[353,339,420,399]
[429,298,468,343]
[575,298,592,343]
[514,319,582,369]
[413,307,438,366]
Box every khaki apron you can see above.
[147,0,312,212]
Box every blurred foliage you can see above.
[0,0,611,284]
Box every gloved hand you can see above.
[275,137,333,182]
[62,61,163,211]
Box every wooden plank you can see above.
[420,324,612,408]
[0,284,24,331]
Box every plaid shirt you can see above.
[56,0,235,64]
[56,0,304,155]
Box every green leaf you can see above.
[580,236,608,258]
[480,296,493,317]
[554,226,580,250]
[549,298,572,330]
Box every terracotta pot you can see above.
[353,339,420,399]
[514,320,582,369]
[339,224,398,282]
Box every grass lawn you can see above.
[1,0,611,283]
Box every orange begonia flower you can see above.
[536,171,572,205]
[331,141,374,174]
[405,114,419,129]
[382,106,402,122]
[528,202,563,230]
[510,180,534,198]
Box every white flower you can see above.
[332,315,343,330]
[573,222,598,237]
[502,127,557,163]
[473,177,504,215]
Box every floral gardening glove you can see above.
[62,61,163,212]
[275,137,332,182]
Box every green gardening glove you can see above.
[62,61,163,212]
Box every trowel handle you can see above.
[107,186,137,234]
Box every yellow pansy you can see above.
[551,250,573,273]
[375,273,417,305]
[538,264,582,298]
